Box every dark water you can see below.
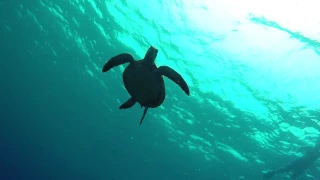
[2,0,320,179]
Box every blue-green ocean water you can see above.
[2,0,320,179]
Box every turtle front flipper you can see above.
[155,66,190,96]
[140,107,149,125]
[102,53,134,72]
[119,97,136,109]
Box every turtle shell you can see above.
[122,61,165,108]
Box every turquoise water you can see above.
[2,0,320,179]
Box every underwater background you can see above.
[2,0,320,179]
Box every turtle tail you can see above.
[139,107,149,125]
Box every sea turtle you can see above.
[102,46,190,125]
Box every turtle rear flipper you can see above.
[102,53,134,72]
[155,66,190,96]
[120,97,136,109]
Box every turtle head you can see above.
[143,46,158,64]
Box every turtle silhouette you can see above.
[102,46,190,125]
